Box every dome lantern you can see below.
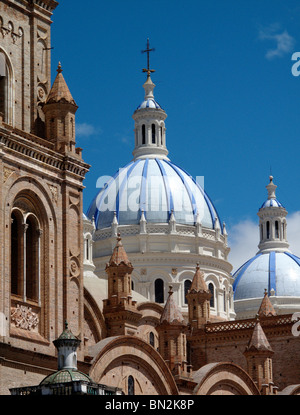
[132,39,169,161]
[53,320,81,371]
[257,176,289,254]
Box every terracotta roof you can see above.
[45,62,77,105]
[190,263,208,292]
[160,286,186,326]
[106,234,133,268]
[245,320,273,354]
[258,289,277,317]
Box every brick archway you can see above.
[193,362,260,395]
[89,335,179,395]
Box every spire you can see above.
[43,62,78,151]
[160,286,186,326]
[244,318,275,394]
[157,286,188,378]
[106,234,132,269]
[246,318,273,353]
[45,62,77,106]
[186,264,211,328]
[258,289,277,318]
[190,263,208,292]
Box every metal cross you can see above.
[142,38,155,76]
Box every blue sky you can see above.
[51,1,300,269]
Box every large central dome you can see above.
[84,59,234,320]
[87,157,220,230]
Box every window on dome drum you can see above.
[260,224,263,241]
[275,221,279,238]
[131,280,134,291]
[85,238,89,260]
[152,124,156,143]
[0,52,8,122]
[160,126,163,145]
[208,283,215,308]
[184,280,192,304]
[155,278,164,303]
[128,376,135,395]
[266,221,270,239]
[142,124,146,144]
[149,331,155,347]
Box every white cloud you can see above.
[258,25,295,59]
[228,211,300,274]
[76,123,101,137]
[228,219,259,273]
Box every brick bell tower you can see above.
[186,263,211,329]
[157,286,188,379]
[103,235,142,336]
[0,1,90,394]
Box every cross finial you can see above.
[141,38,155,76]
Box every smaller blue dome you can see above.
[233,251,300,300]
[137,98,162,110]
[260,198,283,209]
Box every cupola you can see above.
[132,39,169,161]
[257,176,289,253]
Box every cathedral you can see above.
[1,0,300,396]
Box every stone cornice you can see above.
[94,251,233,275]
[0,128,90,180]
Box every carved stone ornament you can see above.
[69,258,79,276]
[48,183,58,204]
[11,304,39,331]
[3,166,14,183]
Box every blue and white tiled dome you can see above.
[260,198,283,209]
[233,251,300,300]
[137,98,162,110]
[87,157,221,231]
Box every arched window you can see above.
[266,221,270,239]
[0,51,8,122]
[11,210,23,297]
[85,238,89,260]
[184,279,191,304]
[155,278,164,303]
[160,126,163,145]
[260,224,263,240]
[208,283,215,308]
[149,331,155,347]
[25,215,39,302]
[128,376,135,395]
[151,124,156,144]
[11,208,41,304]
[223,288,226,311]
[131,280,134,291]
[275,221,279,238]
[142,124,146,145]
